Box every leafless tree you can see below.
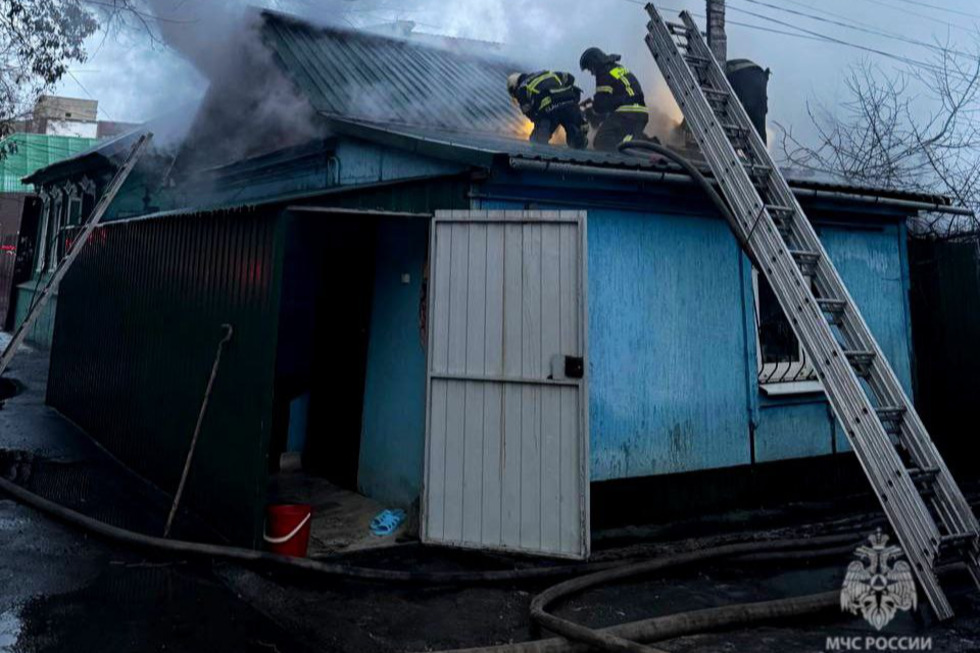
[778,41,980,241]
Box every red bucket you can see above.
[264,504,312,557]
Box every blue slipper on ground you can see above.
[370,508,406,536]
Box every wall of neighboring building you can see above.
[908,237,980,478]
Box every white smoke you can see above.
[83,0,708,152]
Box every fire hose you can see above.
[1,469,875,653]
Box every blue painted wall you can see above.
[750,221,915,462]
[357,217,430,507]
[585,209,753,479]
[475,182,915,479]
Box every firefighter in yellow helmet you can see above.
[507,71,588,149]
[579,47,650,152]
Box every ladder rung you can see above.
[702,87,729,97]
[844,350,876,376]
[817,298,847,313]
[766,205,796,214]
[909,467,940,483]
[876,406,906,435]
[941,533,977,547]
[817,299,847,324]
[876,406,906,421]
[909,467,940,496]
[684,54,712,66]
[719,122,748,134]
[938,533,978,565]
[789,249,820,261]
[790,249,821,273]
[666,21,691,34]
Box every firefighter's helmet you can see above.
[580,48,621,72]
[507,72,524,97]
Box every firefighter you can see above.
[579,47,650,152]
[507,71,588,150]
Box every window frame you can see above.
[35,193,51,275]
[751,268,819,390]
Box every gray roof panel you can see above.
[261,11,526,135]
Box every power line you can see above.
[66,70,115,121]
[886,0,980,21]
[720,2,956,75]
[624,0,979,84]
[626,1,858,45]
[737,0,975,61]
[846,0,977,34]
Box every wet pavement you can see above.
[2,343,980,652]
[0,345,307,653]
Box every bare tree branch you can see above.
[776,42,980,241]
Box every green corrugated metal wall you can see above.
[47,207,285,545]
[0,133,99,192]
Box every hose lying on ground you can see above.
[0,474,632,583]
[440,590,840,653]
[527,536,857,653]
[3,469,871,653]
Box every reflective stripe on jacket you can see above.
[593,64,647,116]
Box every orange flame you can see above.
[512,117,568,146]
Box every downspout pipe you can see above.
[508,158,975,217]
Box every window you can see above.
[64,186,83,256]
[48,192,64,272]
[35,197,50,274]
[753,269,818,389]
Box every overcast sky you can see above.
[55,0,980,147]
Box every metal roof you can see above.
[326,117,675,170]
[0,133,100,192]
[327,117,954,206]
[260,10,526,135]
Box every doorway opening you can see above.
[267,208,432,556]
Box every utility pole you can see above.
[706,0,727,64]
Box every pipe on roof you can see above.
[508,158,975,217]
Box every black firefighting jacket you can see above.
[515,71,581,121]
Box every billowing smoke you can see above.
[136,0,696,162]
[145,0,328,170]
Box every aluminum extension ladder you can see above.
[644,5,979,619]
[0,133,152,377]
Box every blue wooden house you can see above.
[30,10,955,553]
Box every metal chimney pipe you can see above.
[706,0,727,64]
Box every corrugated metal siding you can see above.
[261,11,525,134]
[47,208,283,545]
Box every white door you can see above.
[422,210,590,559]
